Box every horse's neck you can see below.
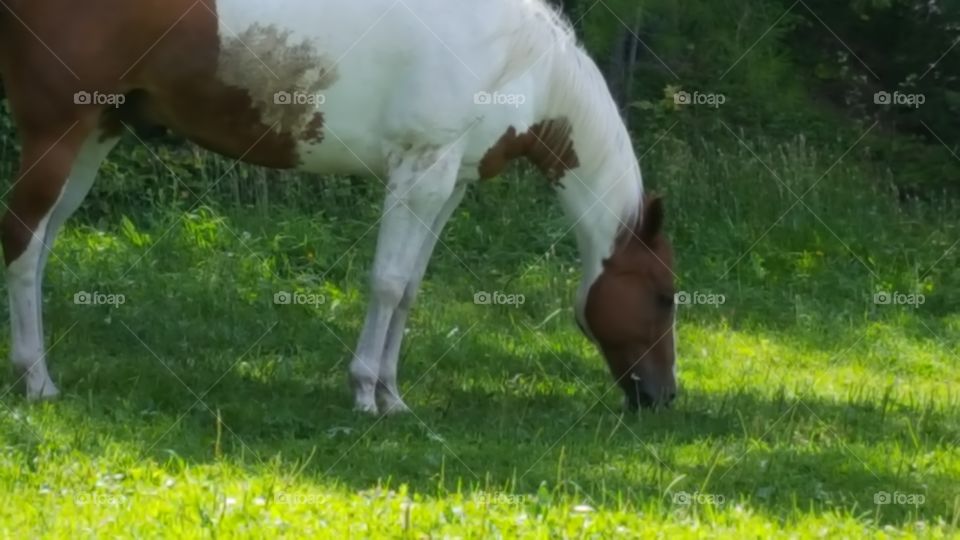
[534,46,642,315]
[542,48,641,280]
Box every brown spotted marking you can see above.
[478,118,580,183]
[217,24,337,146]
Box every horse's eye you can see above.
[657,293,675,310]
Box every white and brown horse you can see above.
[0,0,677,413]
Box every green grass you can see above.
[0,135,958,538]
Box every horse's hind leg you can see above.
[3,120,119,399]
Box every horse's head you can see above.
[582,196,677,411]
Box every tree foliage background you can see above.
[560,0,960,197]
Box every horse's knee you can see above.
[370,273,407,308]
[397,285,419,312]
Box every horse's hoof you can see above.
[380,398,411,415]
[353,400,379,415]
[26,381,60,402]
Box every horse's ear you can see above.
[636,195,665,243]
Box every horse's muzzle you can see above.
[624,374,676,411]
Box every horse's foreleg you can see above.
[3,123,118,400]
[350,143,463,414]
[376,184,467,414]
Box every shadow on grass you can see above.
[1,320,956,528]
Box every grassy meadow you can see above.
[0,131,958,537]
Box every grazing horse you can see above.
[0,0,677,413]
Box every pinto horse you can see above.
[0,0,677,413]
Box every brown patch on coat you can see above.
[125,9,314,168]
[95,9,335,167]
[478,118,580,183]
[303,113,326,143]
[217,24,336,145]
